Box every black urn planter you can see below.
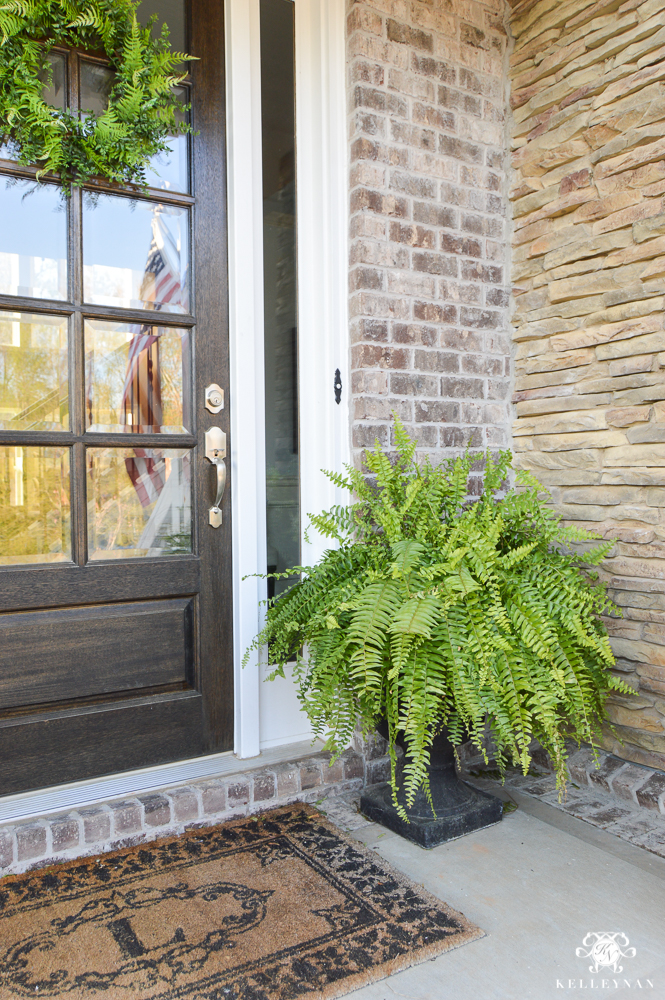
[360,723,503,849]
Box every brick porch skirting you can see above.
[3,739,664,879]
[460,743,665,857]
[0,742,392,879]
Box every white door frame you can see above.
[226,0,349,758]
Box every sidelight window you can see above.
[260,0,299,597]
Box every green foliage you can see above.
[0,0,194,189]
[246,418,633,817]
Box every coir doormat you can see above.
[0,805,483,1000]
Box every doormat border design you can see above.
[0,805,484,1000]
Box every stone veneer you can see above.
[347,0,513,474]
[0,742,391,879]
[509,0,665,769]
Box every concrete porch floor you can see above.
[321,792,665,1000]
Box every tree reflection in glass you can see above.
[0,447,71,564]
[0,312,69,431]
[87,448,192,559]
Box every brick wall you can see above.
[347,0,513,470]
[508,0,665,770]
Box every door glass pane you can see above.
[39,52,67,110]
[0,446,70,565]
[144,87,189,193]
[83,194,190,313]
[79,64,188,191]
[0,180,67,300]
[80,61,114,115]
[144,134,189,194]
[87,447,191,559]
[1,54,66,160]
[137,0,186,53]
[0,311,69,430]
[261,0,299,597]
[85,319,190,433]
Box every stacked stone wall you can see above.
[509,0,665,769]
[347,0,513,470]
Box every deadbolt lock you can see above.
[205,383,224,413]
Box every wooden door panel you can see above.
[0,0,231,798]
[0,692,204,795]
[0,558,201,613]
[0,599,194,710]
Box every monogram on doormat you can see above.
[0,805,483,999]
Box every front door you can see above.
[0,0,232,796]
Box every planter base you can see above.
[361,778,502,848]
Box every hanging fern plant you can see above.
[0,0,194,190]
[246,418,633,815]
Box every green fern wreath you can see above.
[247,419,633,814]
[0,0,193,189]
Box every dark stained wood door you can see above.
[0,0,232,795]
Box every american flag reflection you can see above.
[124,210,189,513]
[139,211,189,312]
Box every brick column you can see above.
[347,0,512,471]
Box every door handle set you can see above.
[205,427,226,528]
[204,425,226,529]
[204,383,227,528]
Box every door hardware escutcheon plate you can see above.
[205,427,227,527]
[205,383,224,413]
[205,426,226,462]
[209,506,223,528]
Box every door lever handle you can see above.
[205,426,227,528]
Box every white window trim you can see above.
[225,0,266,762]
[227,0,349,758]
[296,0,351,571]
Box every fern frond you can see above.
[247,415,631,810]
